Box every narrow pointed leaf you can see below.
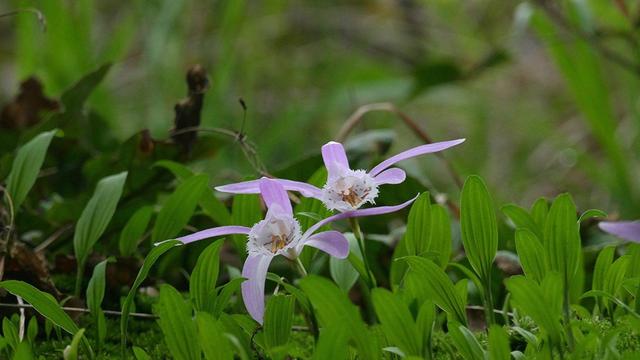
[372,288,421,356]
[190,240,223,313]
[263,295,295,350]
[156,285,200,360]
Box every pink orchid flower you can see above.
[599,221,640,243]
[216,139,464,212]
[164,178,416,323]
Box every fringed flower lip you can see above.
[215,138,464,212]
[599,221,640,243]
[157,178,417,324]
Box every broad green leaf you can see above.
[460,175,498,282]
[152,174,209,243]
[429,204,452,267]
[119,206,153,256]
[154,161,231,225]
[13,340,34,360]
[86,258,109,351]
[63,328,85,360]
[5,129,58,209]
[213,278,245,318]
[120,240,180,356]
[592,246,615,293]
[404,193,432,256]
[190,240,223,313]
[505,275,563,343]
[196,312,233,360]
[0,281,92,356]
[502,204,543,240]
[330,233,359,292]
[449,322,484,360]
[156,285,200,360]
[26,317,38,344]
[311,324,349,360]
[132,347,151,360]
[300,275,380,359]
[263,295,295,350]
[416,300,436,358]
[74,172,128,268]
[3,318,18,350]
[530,197,548,230]
[404,257,467,325]
[514,229,546,282]
[266,274,311,315]
[581,290,640,319]
[372,288,421,356]
[603,255,630,311]
[543,193,580,286]
[230,194,262,254]
[488,325,511,360]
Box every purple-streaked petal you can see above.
[599,221,640,243]
[303,195,419,238]
[168,226,251,245]
[373,167,406,185]
[321,141,350,179]
[368,139,466,177]
[215,179,323,199]
[300,230,349,259]
[241,254,274,324]
[259,178,292,215]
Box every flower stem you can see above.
[349,218,376,288]
[295,257,308,277]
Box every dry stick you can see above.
[0,8,46,32]
[336,102,463,217]
[0,302,157,319]
[34,223,73,253]
[0,186,16,282]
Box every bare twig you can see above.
[0,8,46,31]
[34,224,73,252]
[336,102,463,217]
[0,302,158,319]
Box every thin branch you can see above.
[0,8,46,32]
[336,102,463,217]
[0,302,157,319]
[34,224,73,252]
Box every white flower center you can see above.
[248,212,301,256]
[322,169,379,212]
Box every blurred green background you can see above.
[1,0,639,216]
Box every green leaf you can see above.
[213,278,245,318]
[132,347,151,360]
[154,161,231,226]
[63,328,85,360]
[448,322,485,360]
[263,295,295,350]
[543,193,580,285]
[156,285,200,360]
[299,275,380,359]
[330,233,359,292]
[578,209,607,223]
[592,246,615,292]
[514,229,546,282]
[3,318,19,350]
[0,281,92,357]
[311,324,349,360]
[530,197,548,230]
[603,255,630,303]
[5,129,58,209]
[416,300,436,358]
[13,340,34,360]
[196,312,233,360]
[86,258,109,350]
[230,194,262,254]
[371,288,421,356]
[74,172,128,268]
[120,240,180,356]
[404,257,467,325]
[190,240,223,313]
[502,204,543,240]
[460,175,498,282]
[152,174,209,243]
[404,193,432,256]
[488,325,511,360]
[505,274,563,343]
[26,317,38,344]
[119,206,153,257]
[429,204,452,268]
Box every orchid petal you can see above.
[368,139,466,177]
[321,141,350,179]
[259,178,292,215]
[599,221,640,243]
[300,230,349,259]
[215,179,323,199]
[168,225,251,245]
[241,254,274,324]
[303,195,419,237]
[372,167,406,185]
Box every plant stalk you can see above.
[349,218,375,288]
